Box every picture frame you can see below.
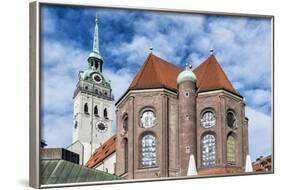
[29,1,274,188]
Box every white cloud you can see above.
[42,41,89,114]
[42,113,73,148]
[104,68,134,101]
[244,89,271,108]
[246,106,272,160]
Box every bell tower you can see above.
[177,63,197,176]
[72,16,114,165]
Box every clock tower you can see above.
[72,16,114,165]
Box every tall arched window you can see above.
[124,138,128,172]
[94,106,98,116]
[227,135,236,165]
[123,117,128,132]
[84,103,88,114]
[104,108,108,119]
[140,134,156,168]
[227,111,236,129]
[202,134,216,167]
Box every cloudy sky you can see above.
[41,4,272,160]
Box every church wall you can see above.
[167,95,179,177]
[115,95,131,177]
[196,90,247,170]
[116,89,177,179]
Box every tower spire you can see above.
[93,14,100,53]
[88,14,103,67]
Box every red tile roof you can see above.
[252,155,272,172]
[86,135,116,168]
[194,55,237,94]
[129,53,182,92]
[128,53,238,95]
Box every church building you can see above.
[114,53,249,178]
[71,16,250,179]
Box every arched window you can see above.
[227,111,236,129]
[74,121,78,129]
[123,117,128,132]
[201,111,216,128]
[94,106,98,116]
[95,60,99,70]
[227,135,236,165]
[140,134,156,168]
[104,108,108,119]
[140,110,156,128]
[124,138,128,172]
[84,103,88,114]
[202,134,216,167]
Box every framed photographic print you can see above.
[29,1,274,188]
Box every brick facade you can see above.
[114,53,249,179]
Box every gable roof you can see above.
[125,53,238,97]
[128,53,182,92]
[86,135,116,168]
[193,55,237,94]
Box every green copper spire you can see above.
[93,15,100,53]
[88,14,103,61]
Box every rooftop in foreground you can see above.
[41,159,122,185]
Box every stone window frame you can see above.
[122,113,129,134]
[200,108,216,129]
[122,138,129,173]
[200,131,217,168]
[139,107,157,129]
[103,108,108,119]
[83,103,89,115]
[94,105,99,117]
[226,132,237,166]
[226,109,237,129]
[74,120,78,129]
[138,131,158,169]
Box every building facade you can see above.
[252,155,272,172]
[114,53,249,179]
[68,17,114,165]
[75,17,250,179]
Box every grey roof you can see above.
[41,159,122,185]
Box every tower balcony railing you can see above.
[73,87,114,101]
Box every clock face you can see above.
[93,74,102,84]
[141,111,156,128]
[96,122,108,133]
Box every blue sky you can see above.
[41,4,272,161]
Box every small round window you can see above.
[201,111,216,129]
[227,112,236,129]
